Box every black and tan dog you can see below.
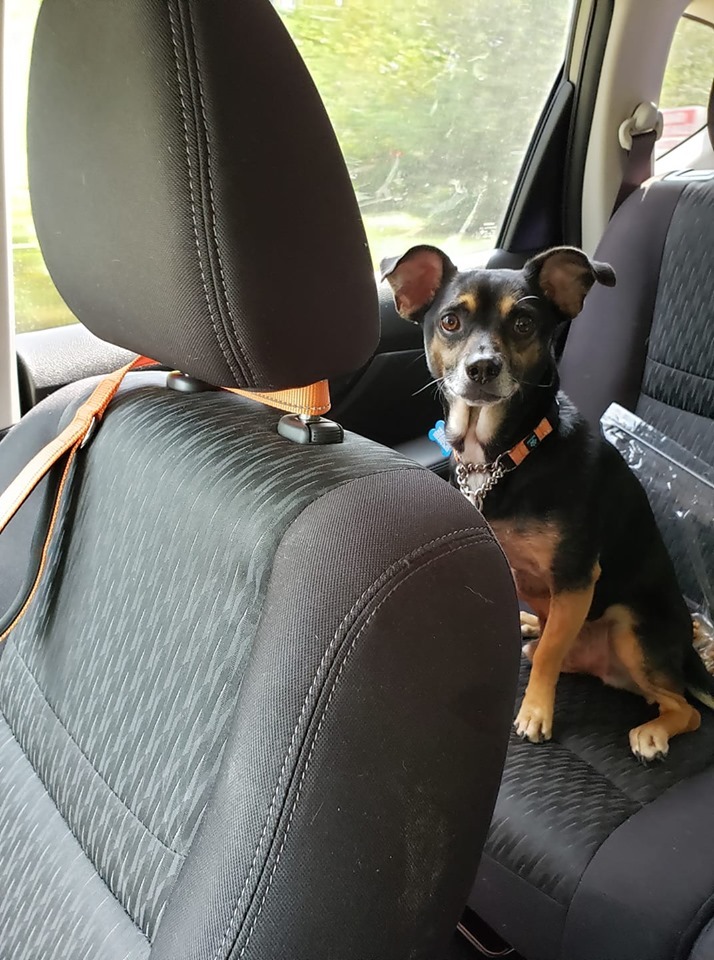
[382,244,714,761]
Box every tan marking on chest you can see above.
[446,397,471,448]
[489,520,559,599]
[456,402,507,465]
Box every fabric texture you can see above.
[0,373,167,628]
[559,177,687,427]
[636,394,714,472]
[471,661,714,960]
[154,476,520,960]
[0,378,520,958]
[0,716,150,960]
[637,180,714,466]
[27,0,378,391]
[562,765,714,960]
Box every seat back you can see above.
[560,79,714,466]
[0,381,518,959]
[0,2,520,957]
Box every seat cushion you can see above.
[471,660,714,960]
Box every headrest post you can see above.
[278,415,344,446]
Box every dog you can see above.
[381,244,714,762]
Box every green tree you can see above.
[281,0,571,242]
[660,17,713,108]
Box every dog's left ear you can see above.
[524,246,616,319]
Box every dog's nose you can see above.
[466,356,502,384]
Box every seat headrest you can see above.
[27,0,378,391]
[708,78,714,152]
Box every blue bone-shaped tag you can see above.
[428,419,452,456]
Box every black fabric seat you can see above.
[470,82,714,960]
[0,1,520,957]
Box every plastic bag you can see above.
[601,403,714,661]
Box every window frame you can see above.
[0,0,21,431]
[653,12,714,175]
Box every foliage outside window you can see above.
[275,0,574,265]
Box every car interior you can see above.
[0,0,713,958]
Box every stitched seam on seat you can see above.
[0,702,152,944]
[166,0,243,383]
[185,0,254,384]
[646,356,714,386]
[7,643,183,857]
[559,790,645,938]
[230,534,497,960]
[479,851,567,909]
[210,527,494,960]
[678,895,714,960]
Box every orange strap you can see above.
[507,417,554,467]
[0,355,156,540]
[0,359,331,642]
[0,354,156,643]
[225,380,331,416]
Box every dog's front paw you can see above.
[514,697,553,743]
[629,723,669,764]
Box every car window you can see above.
[7,0,78,334]
[7,0,575,335]
[656,14,713,167]
[274,0,575,268]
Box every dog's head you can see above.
[380,245,615,407]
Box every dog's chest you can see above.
[488,520,558,598]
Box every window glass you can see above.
[656,15,713,164]
[7,0,78,333]
[274,0,575,266]
[6,0,575,334]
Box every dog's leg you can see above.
[520,611,541,639]
[520,611,542,664]
[628,693,701,763]
[608,606,701,761]
[515,582,595,742]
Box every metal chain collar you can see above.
[454,454,512,512]
[453,400,559,512]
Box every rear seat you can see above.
[469,81,714,960]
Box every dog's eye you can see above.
[440,313,461,333]
[513,316,535,336]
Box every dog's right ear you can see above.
[380,245,456,322]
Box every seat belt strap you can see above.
[0,359,332,642]
[612,130,657,213]
[612,103,662,214]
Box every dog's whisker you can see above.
[413,377,445,397]
[515,374,556,390]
